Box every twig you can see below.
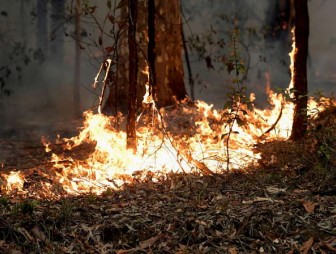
[259,100,284,139]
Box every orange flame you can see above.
[1,31,333,197]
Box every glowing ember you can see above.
[4,171,25,192]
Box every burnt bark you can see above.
[290,0,309,140]
[126,0,138,152]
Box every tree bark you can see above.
[290,0,309,140]
[126,0,138,153]
[104,0,187,114]
[148,0,156,99]
[155,0,187,107]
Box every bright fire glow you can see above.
[0,31,334,197]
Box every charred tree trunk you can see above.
[148,0,156,99]
[290,0,309,140]
[74,0,81,116]
[126,0,138,152]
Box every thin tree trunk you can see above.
[148,0,156,99]
[126,0,138,152]
[37,0,48,58]
[36,0,50,105]
[182,25,194,101]
[290,0,309,140]
[74,0,81,116]
[50,0,65,63]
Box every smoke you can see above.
[182,0,336,108]
[0,0,100,140]
[0,0,335,140]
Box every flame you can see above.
[0,31,334,197]
[0,92,333,196]
[3,171,25,192]
[288,27,296,91]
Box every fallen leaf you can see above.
[116,234,163,254]
[17,227,34,241]
[228,246,238,254]
[139,234,162,249]
[266,186,287,194]
[116,248,136,254]
[300,237,314,254]
[11,251,24,254]
[32,225,46,241]
[303,201,316,214]
[242,197,274,204]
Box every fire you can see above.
[3,171,25,192]
[288,28,296,91]
[0,31,334,197]
[0,91,332,196]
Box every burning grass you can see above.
[0,91,335,197]
[0,95,335,253]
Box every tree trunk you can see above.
[36,0,50,105]
[155,0,187,107]
[104,0,187,114]
[290,0,309,140]
[126,0,138,153]
[73,0,81,117]
[148,0,156,98]
[36,0,48,60]
[50,0,65,63]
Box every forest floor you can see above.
[0,137,336,254]
[0,102,336,253]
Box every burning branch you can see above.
[92,58,113,114]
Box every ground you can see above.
[0,137,335,253]
[0,102,336,253]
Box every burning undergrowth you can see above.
[1,90,335,198]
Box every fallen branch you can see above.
[259,101,284,139]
